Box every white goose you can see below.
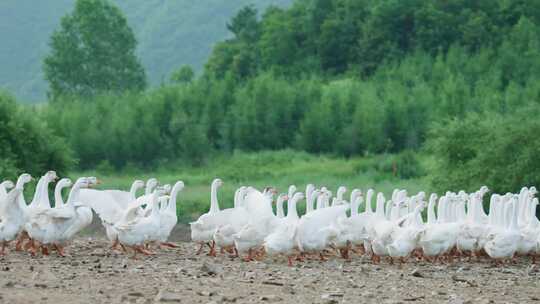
[264,192,305,266]
[38,177,96,256]
[484,195,521,262]
[0,180,14,205]
[23,171,58,254]
[232,188,277,261]
[517,196,539,258]
[0,182,28,255]
[115,187,166,258]
[305,184,315,214]
[387,202,426,261]
[53,178,73,208]
[26,171,58,216]
[419,195,460,262]
[333,189,366,259]
[275,193,287,218]
[370,193,405,263]
[190,178,226,256]
[295,195,349,260]
[157,181,184,248]
[456,191,485,256]
[213,186,250,255]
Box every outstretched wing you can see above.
[78,189,124,223]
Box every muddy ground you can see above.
[1,224,539,304]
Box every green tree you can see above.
[43,0,146,99]
[170,65,195,84]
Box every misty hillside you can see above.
[0,0,292,102]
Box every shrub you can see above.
[0,92,74,179]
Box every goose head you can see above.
[56,178,73,189]
[479,186,490,197]
[276,193,289,214]
[172,181,185,193]
[263,186,277,197]
[16,173,32,188]
[163,184,172,195]
[131,179,145,190]
[1,180,14,190]
[287,185,297,198]
[350,189,361,204]
[529,187,538,198]
[291,192,305,202]
[336,186,347,201]
[86,176,101,187]
[212,178,223,188]
[45,170,59,182]
[146,178,159,194]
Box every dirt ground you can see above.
[1,225,539,304]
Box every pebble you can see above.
[197,291,215,297]
[410,268,424,278]
[155,290,182,302]
[259,295,282,302]
[200,262,223,276]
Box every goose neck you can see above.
[209,181,220,213]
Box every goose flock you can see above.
[191,179,540,266]
[0,171,183,258]
[1,172,539,267]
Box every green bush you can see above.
[427,106,540,193]
[0,92,74,179]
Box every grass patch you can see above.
[72,150,430,223]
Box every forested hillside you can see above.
[2,0,540,195]
[0,0,292,102]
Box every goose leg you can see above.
[288,256,294,267]
[208,241,217,257]
[53,244,66,257]
[0,241,6,255]
[243,249,254,262]
[160,242,178,248]
[28,240,37,257]
[229,247,239,258]
[110,239,122,251]
[23,237,34,251]
[41,244,49,256]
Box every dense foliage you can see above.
[6,0,540,194]
[43,0,147,99]
[0,92,74,179]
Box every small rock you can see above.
[155,290,182,302]
[321,294,339,304]
[71,262,80,267]
[260,295,282,302]
[410,268,424,278]
[4,281,15,288]
[200,262,222,276]
[223,296,238,302]
[128,292,144,297]
[197,291,215,297]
